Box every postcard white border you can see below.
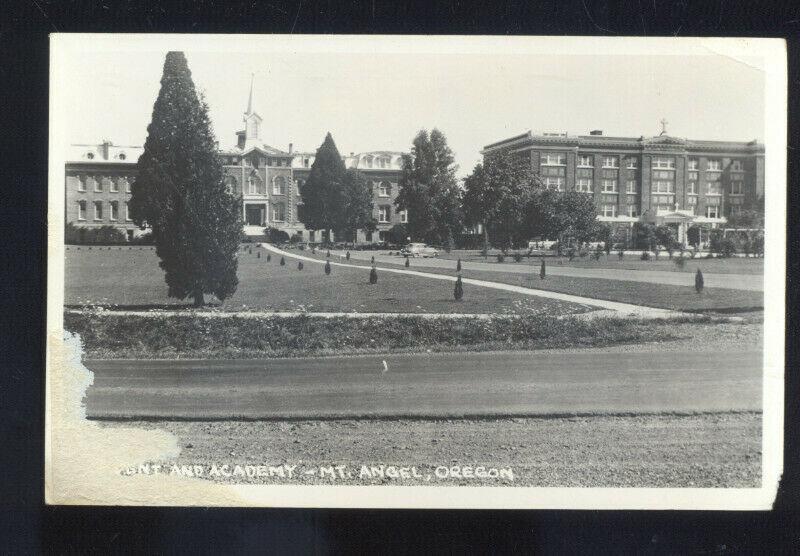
[47,34,786,509]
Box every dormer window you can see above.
[118,153,126,160]
[86,152,95,159]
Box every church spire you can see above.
[246,72,255,115]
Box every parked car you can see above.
[400,242,439,258]
[527,239,558,250]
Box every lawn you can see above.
[297,250,763,312]
[63,246,592,316]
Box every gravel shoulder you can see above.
[108,412,761,488]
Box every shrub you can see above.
[298,261,304,270]
[369,266,378,284]
[617,249,624,260]
[371,255,375,264]
[592,245,603,260]
[453,275,463,300]
[65,223,128,245]
[456,258,462,272]
[567,248,576,262]
[695,269,704,293]
[513,252,522,263]
[640,250,650,261]
[280,256,286,266]
[265,227,290,244]
[539,259,546,280]
[324,260,331,275]
[346,251,351,260]
[718,238,737,258]
[326,250,331,258]
[404,257,410,267]
[266,253,272,262]
[496,253,505,263]
[674,255,686,269]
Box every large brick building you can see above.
[64,77,406,243]
[481,123,765,245]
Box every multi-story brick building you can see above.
[64,78,406,244]
[481,123,765,245]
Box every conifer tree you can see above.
[298,261,304,271]
[695,268,704,293]
[456,258,462,272]
[369,265,378,284]
[130,52,241,307]
[280,256,285,266]
[267,253,271,262]
[325,260,331,275]
[454,274,463,301]
[540,258,546,280]
[299,133,346,242]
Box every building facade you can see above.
[64,78,406,244]
[482,125,765,245]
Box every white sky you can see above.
[62,41,765,178]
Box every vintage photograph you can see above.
[46,35,785,508]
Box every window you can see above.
[303,157,310,167]
[626,158,638,169]
[378,181,391,197]
[125,202,132,221]
[272,176,286,195]
[94,176,102,192]
[652,157,675,169]
[729,205,742,216]
[400,210,408,223]
[364,156,374,168]
[731,160,744,172]
[688,171,698,181]
[272,203,286,221]
[578,155,593,167]
[109,177,119,192]
[541,152,566,166]
[687,181,697,195]
[377,157,390,168]
[652,195,675,207]
[707,159,721,171]
[544,177,564,190]
[706,205,719,219]
[248,175,265,195]
[123,177,131,193]
[688,158,699,170]
[601,179,617,193]
[602,204,616,218]
[118,153,126,161]
[378,205,391,223]
[602,156,619,168]
[77,176,86,192]
[224,175,237,194]
[627,205,639,217]
[77,201,86,220]
[730,181,744,195]
[652,181,675,194]
[110,201,118,221]
[94,201,103,221]
[625,180,637,194]
[576,178,593,193]
[706,181,722,195]
[86,152,94,159]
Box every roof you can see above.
[66,142,144,164]
[482,130,764,155]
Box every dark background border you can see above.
[1,1,798,552]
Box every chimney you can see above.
[101,139,112,160]
[350,152,354,157]
[288,142,293,154]
[589,130,603,136]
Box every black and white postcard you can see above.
[46,34,786,509]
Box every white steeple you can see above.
[243,73,263,148]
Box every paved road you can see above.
[335,250,763,292]
[84,350,761,420]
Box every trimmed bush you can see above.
[496,253,505,263]
[264,227,290,244]
[404,257,410,267]
[640,250,650,261]
[513,252,522,263]
[456,258,462,272]
[324,260,331,275]
[695,268,704,293]
[266,253,272,262]
[540,258,546,280]
[346,251,351,260]
[280,256,286,266]
[371,255,375,264]
[369,266,378,284]
[298,261,304,271]
[454,275,463,301]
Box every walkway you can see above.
[330,250,763,292]
[261,244,687,318]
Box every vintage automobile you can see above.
[400,242,439,258]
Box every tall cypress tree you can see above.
[299,132,346,242]
[130,52,242,306]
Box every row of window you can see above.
[223,156,292,167]
[599,204,724,219]
[377,205,408,223]
[542,153,746,172]
[75,175,131,193]
[538,178,743,195]
[77,200,131,222]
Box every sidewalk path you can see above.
[331,250,763,292]
[262,244,688,318]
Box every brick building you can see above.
[481,123,765,246]
[64,76,406,244]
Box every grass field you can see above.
[298,250,763,313]
[431,249,764,274]
[64,246,592,316]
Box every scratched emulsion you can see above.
[45,332,244,505]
